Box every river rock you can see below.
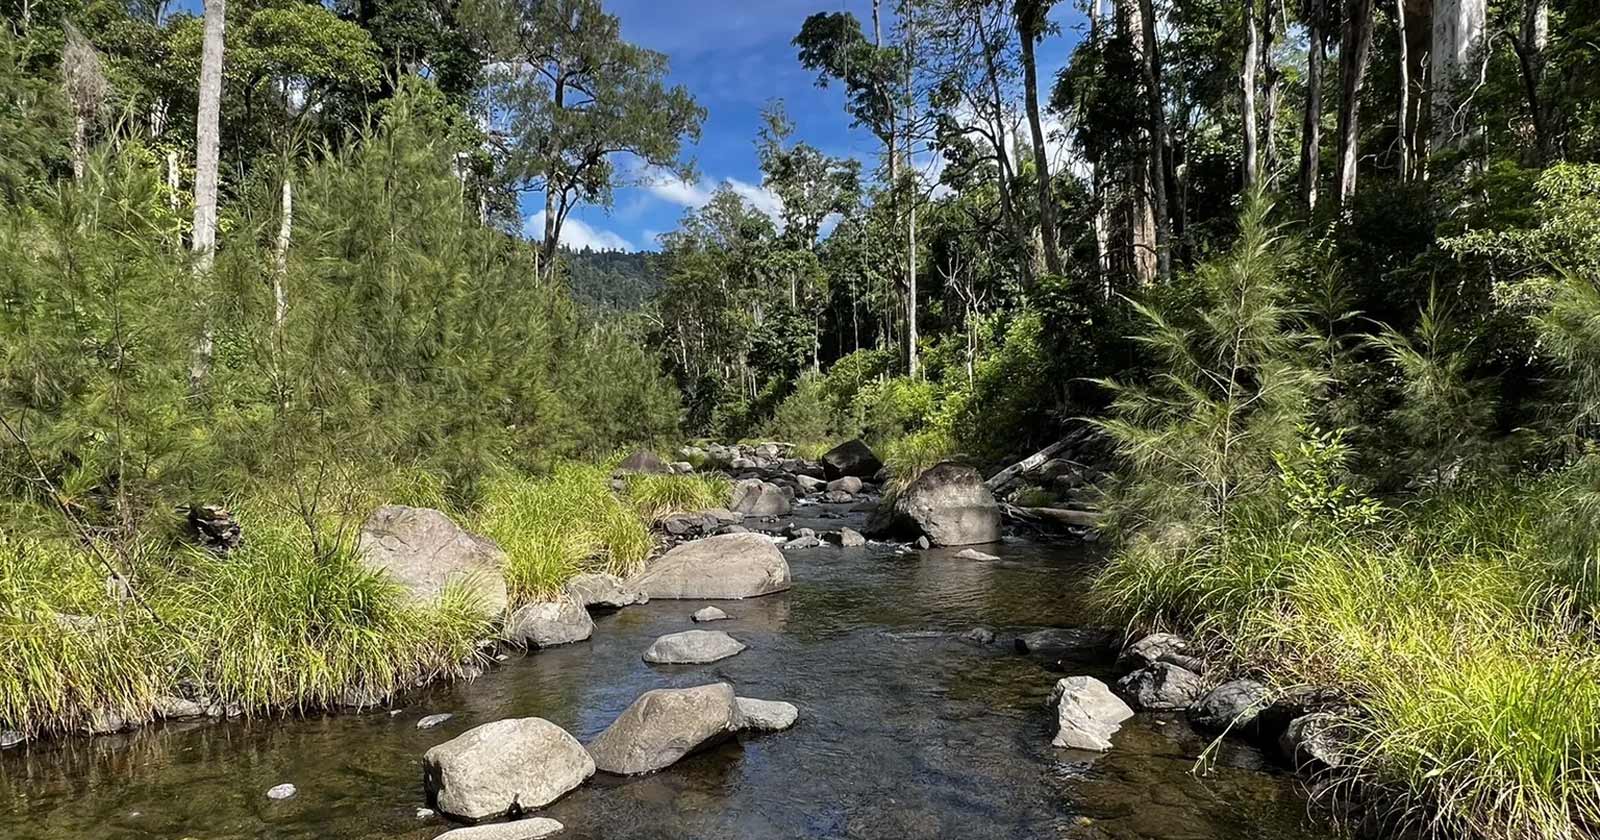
[823,490,855,504]
[357,505,508,613]
[735,697,799,732]
[782,535,821,550]
[956,548,999,561]
[692,606,729,622]
[1279,712,1356,769]
[424,718,594,822]
[795,475,826,493]
[564,573,646,610]
[1188,679,1269,735]
[266,783,297,800]
[728,479,792,516]
[154,695,207,719]
[960,626,996,645]
[1048,676,1135,751]
[1116,632,1190,672]
[0,730,23,748]
[617,449,670,474]
[503,598,594,648]
[1116,662,1206,711]
[825,476,863,495]
[822,439,883,480]
[1013,627,1117,663]
[418,713,454,730]
[435,818,566,840]
[642,630,746,664]
[870,462,1001,546]
[837,527,867,547]
[586,683,743,775]
[626,533,790,600]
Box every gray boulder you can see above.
[821,439,883,480]
[728,479,792,516]
[564,573,646,610]
[1188,679,1269,735]
[424,718,594,822]
[642,630,746,664]
[357,506,509,613]
[826,476,863,495]
[154,695,207,720]
[1048,676,1135,751]
[586,683,743,775]
[503,598,594,648]
[617,450,670,474]
[435,818,566,840]
[870,462,1001,546]
[626,533,791,600]
[1014,627,1117,662]
[1116,662,1206,711]
[691,606,729,622]
[1117,632,1190,671]
[836,527,867,547]
[795,475,826,493]
[1279,711,1356,769]
[735,697,799,732]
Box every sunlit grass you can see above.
[880,428,956,498]
[623,471,731,522]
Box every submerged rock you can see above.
[1188,680,1269,736]
[626,533,791,600]
[1048,676,1135,752]
[586,683,743,775]
[417,713,454,730]
[564,573,646,610]
[735,697,799,732]
[1116,662,1206,711]
[642,630,746,664]
[955,548,999,561]
[960,626,997,646]
[266,783,297,800]
[503,598,594,648]
[691,606,729,623]
[870,462,1001,546]
[821,439,883,481]
[424,718,594,822]
[435,817,566,840]
[1013,627,1116,663]
[0,730,23,749]
[357,505,508,614]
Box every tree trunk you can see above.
[1298,21,1324,208]
[1117,0,1158,284]
[1429,0,1486,154]
[1137,0,1171,281]
[1261,0,1282,184]
[1017,0,1063,278]
[1395,0,1412,179]
[1510,0,1550,162]
[72,114,87,181]
[273,179,291,334]
[1335,0,1375,204]
[189,0,226,390]
[1242,0,1260,190]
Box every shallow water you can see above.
[0,505,1333,840]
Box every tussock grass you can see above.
[623,472,731,522]
[1096,491,1600,840]
[476,463,654,603]
[880,428,956,497]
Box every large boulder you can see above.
[826,476,863,495]
[642,630,746,664]
[357,506,508,613]
[564,573,646,610]
[586,683,743,775]
[1188,679,1269,736]
[503,598,594,648]
[1048,676,1135,751]
[617,450,670,474]
[626,533,790,600]
[424,718,594,822]
[870,462,1001,546]
[821,439,883,481]
[435,819,566,840]
[1116,662,1206,711]
[1014,627,1117,664]
[728,479,791,516]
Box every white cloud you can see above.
[640,166,714,207]
[724,177,784,222]
[523,211,634,251]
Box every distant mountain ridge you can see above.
[562,247,662,311]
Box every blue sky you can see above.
[546,0,1088,252]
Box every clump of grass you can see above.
[1096,491,1600,840]
[0,532,167,736]
[476,463,654,603]
[623,472,731,522]
[880,428,956,497]
[791,440,836,461]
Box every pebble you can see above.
[266,783,297,800]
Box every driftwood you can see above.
[984,426,1094,493]
[1003,504,1104,529]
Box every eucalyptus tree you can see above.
[1015,0,1063,276]
[484,0,703,281]
[188,0,225,389]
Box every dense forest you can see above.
[3,0,1600,839]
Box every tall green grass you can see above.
[1096,490,1600,840]
[623,471,731,522]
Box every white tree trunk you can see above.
[273,179,292,333]
[189,0,226,389]
[1241,0,1260,190]
[1429,0,1486,153]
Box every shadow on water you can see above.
[0,510,1334,840]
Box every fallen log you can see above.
[984,427,1092,493]
[1004,505,1104,529]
